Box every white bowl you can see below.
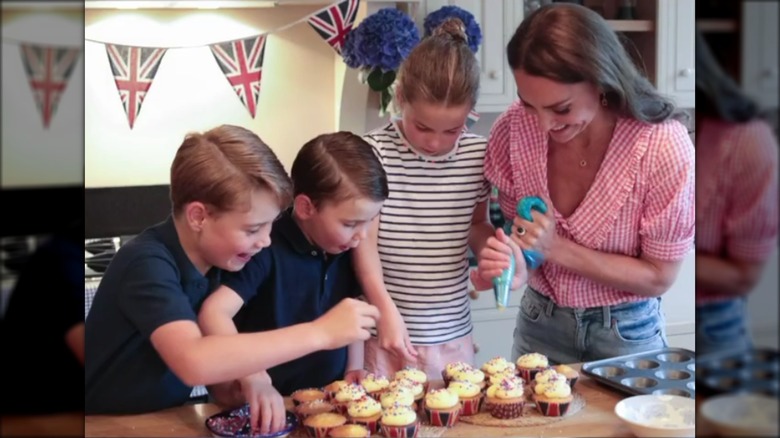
[700,393,779,436]
[614,394,695,437]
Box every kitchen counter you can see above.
[85,363,646,437]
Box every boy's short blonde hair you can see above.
[170,125,293,215]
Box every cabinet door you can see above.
[742,1,779,109]
[415,0,524,113]
[656,0,695,108]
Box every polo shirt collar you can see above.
[157,215,209,282]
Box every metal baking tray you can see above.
[581,347,695,398]
[696,347,779,397]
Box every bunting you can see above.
[209,35,267,119]
[20,45,80,129]
[307,0,360,54]
[105,44,167,129]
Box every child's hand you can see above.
[472,228,528,291]
[344,368,368,384]
[377,307,418,362]
[315,298,381,350]
[239,371,286,436]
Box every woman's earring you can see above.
[601,93,608,107]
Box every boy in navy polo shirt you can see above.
[199,132,388,435]
[85,126,380,415]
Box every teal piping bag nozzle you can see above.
[492,196,548,309]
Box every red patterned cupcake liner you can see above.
[567,376,578,389]
[332,402,349,416]
[380,421,419,438]
[458,395,483,416]
[535,399,571,417]
[424,406,460,427]
[485,400,525,419]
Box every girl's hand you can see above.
[344,368,368,385]
[472,228,528,291]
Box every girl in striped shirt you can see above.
[353,18,496,379]
[473,3,695,364]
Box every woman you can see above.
[473,3,695,364]
[694,29,778,356]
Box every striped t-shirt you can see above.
[363,122,490,345]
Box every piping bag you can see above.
[493,196,548,309]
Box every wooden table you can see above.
[85,364,644,437]
[0,412,83,437]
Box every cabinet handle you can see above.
[679,68,694,77]
[469,289,479,300]
[761,69,776,78]
[473,342,480,353]
[488,70,498,79]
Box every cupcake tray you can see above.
[696,347,779,397]
[581,347,695,398]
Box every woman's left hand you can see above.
[509,195,558,259]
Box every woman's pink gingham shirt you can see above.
[696,118,779,304]
[484,101,695,308]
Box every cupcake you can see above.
[380,386,415,410]
[515,352,549,382]
[346,395,382,435]
[489,369,522,387]
[295,399,336,422]
[394,366,429,393]
[484,376,526,419]
[423,388,461,427]
[360,373,389,401]
[553,364,580,389]
[303,412,347,438]
[379,404,419,438]
[447,380,483,416]
[332,383,366,415]
[292,388,327,407]
[442,361,472,385]
[451,367,487,391]
[389,377,424,406]
[324,380,349,401]
[532,379,573,417]
[328,424,370,438]
[481,356,516,380]
[531,368,566,393]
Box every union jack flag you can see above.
[307,0,360,54]
[105,44,166,129]
[20,45,80,129]
[210,35,266,118]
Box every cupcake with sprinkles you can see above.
[389,377,425,407]
[332,383,366,415]
[394,366,429,393]
[360,373,390,401]
[451,367,487,391]
[379,404,419,438]
[530,368,567,393]
[447,380,483,416]
[481,356,517,381]
[442,361,472,386]
[489,369,523,387]
[553,364,580,389]
[346,395,382,435]
[484,375,526,419]
[532,378,573,417]
[515,352,549,382]
[380,386,416,410]
[423,388,461,427]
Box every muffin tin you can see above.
[581,347,695,398]
[696,347,779,397]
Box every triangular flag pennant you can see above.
[307,0,360,54]
[105,44,166,129]
[210,35,267,118]
[466,109,480,130]
[20,45,80,129]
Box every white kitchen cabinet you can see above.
[741,1,779,110]
[655,0,695,108]
[411,0,524,113]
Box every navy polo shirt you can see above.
[224,210,361,396]
[85,216,221,414]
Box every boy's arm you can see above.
[351,217,418,362]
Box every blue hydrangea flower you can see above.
[423,5,482,53]
[341,8,420,73]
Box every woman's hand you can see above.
[510,195,558,260]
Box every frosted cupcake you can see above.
[489,369,523,387]
[423,388,461,427]
[485,376,526,419]
[394,366,429,392]
[532,379,573,417]
[379,405,419,438]
[447,380,483,416]
[360,373,389,401]
[292,388,327,407]
[442,361,473,385]
[346,395,382,435]
[323,380,349,401]
[553,364,580,389]
[302,412,347,438]
[481,356,517,380]
[389,377,424,407]
[451,367,487,391]
[515,352,549,382]
[332,383,366,415]
[531,368,567,392]
[380,386,415,410]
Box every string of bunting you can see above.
[1,0,359,129]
